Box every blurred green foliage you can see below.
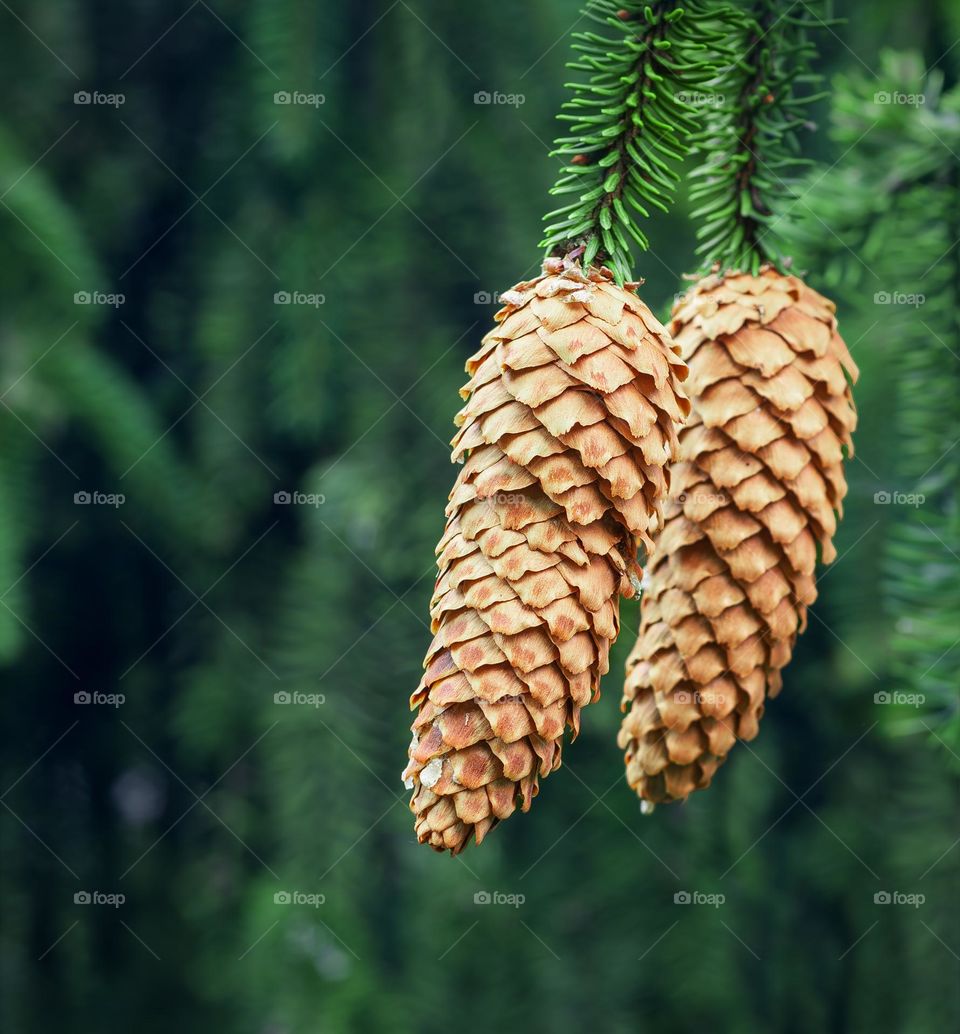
[0,2,957,1033]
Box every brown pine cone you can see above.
[618,267,858,804]
[403,257,689,853]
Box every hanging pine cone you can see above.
[618,266,858,804]
[403,257,689,853]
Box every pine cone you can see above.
[404,258,689,853]
[618,267,858,804]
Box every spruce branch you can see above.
[689,0,831,273]
[541,0,730,283]
[784,51,960,755]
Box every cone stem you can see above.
[689,0,832,273]
[541,0,728,284]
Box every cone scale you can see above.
[618,267,858,804]
[403,258,688,853]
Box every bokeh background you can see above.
[1,1,958,1031]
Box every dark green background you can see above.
[0,2,957,1031]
